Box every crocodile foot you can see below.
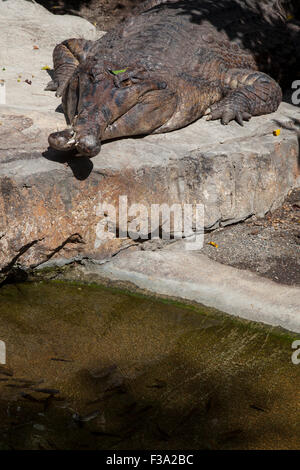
[204,98,252,126]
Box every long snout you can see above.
[49,67,167,157]
[72,73,166,156]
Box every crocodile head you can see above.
[48,59,167,157]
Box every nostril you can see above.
[78,135,98,149]
[157,81,167,90]
[48,129,75,150]
[76,135,101,157]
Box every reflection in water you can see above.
[0,281,299,450]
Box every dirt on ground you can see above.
[201,188,300,286]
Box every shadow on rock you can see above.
[43,147,94,180]
[55,104,64,114]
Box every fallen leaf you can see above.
[41,65,51,70]
[273,129,281,136]
[33,45,39,50]
[208,241,218,248]
[111,68,128,75]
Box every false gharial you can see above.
[46,0,298,157]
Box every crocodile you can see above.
[46,0,297,158]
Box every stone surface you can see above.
[0,0,299,270]
[0,0,103,110]
[0,102,299,270]
[77,250,300,333]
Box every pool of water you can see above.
[0,281,299,450]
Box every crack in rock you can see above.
[0,234,85,286]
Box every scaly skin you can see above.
[46,0,288,157]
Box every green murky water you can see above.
[0,281,299,450]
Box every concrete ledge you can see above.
[80,250,300,333]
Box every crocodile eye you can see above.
[120,78,132,87]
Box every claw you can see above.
[235,112,244,126]
[67,138,76,145]
[243,112,252,121]
[44,80,58,92]
[221,116,230,125]
[206,115,212,121]
[204,108,211,116]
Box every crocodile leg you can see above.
[205,69,282,125]
[45,38,93,97]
